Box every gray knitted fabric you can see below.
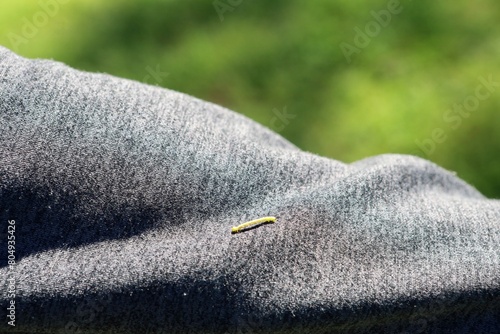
[0,46,499,333]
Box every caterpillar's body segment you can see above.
[231,216,276,234]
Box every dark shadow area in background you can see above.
[3,274,499,333]
[0,184,169,268]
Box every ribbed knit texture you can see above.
[1,47,499,333]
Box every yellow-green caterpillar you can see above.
[231,216,276,234]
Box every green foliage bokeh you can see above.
[1,0,499,197]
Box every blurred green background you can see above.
[1,0,499,197]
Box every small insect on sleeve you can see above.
[231,216,277,234]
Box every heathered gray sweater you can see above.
[0,47,499,333]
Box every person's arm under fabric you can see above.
[1,46,499,333]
